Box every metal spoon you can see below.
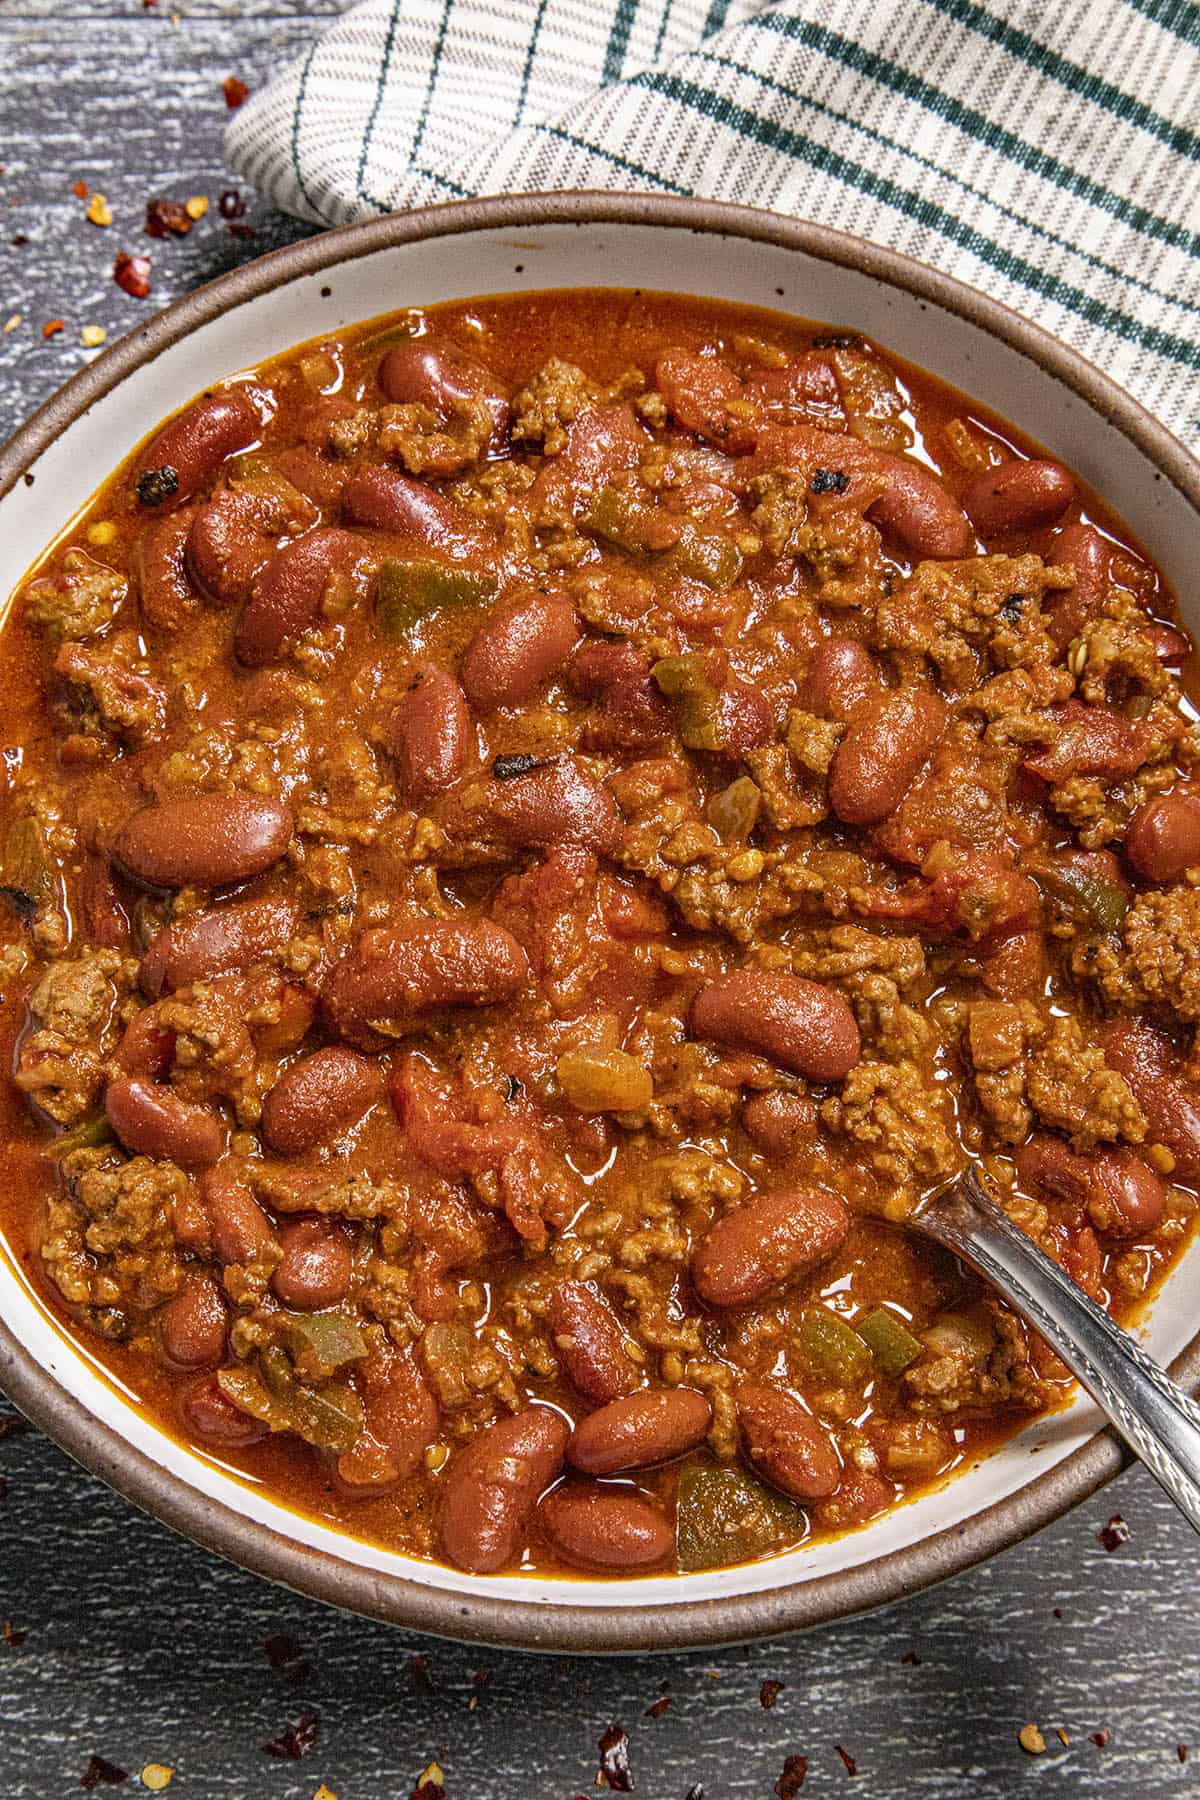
[917,1164,1200,1532]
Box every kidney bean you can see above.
[1145,622,1188,662]
[200,1164,276,1266]
[736,1382,841,1500]
[713,675,775,754]
[338,1346,439,1490]
[113,794,293,891]
[538,1483,673,1571]
[486,761,624,859]
[321,919,528,1050]
[340,463,495,558]
[689,971,860,1082]
[388,665,473,801]
[236,527,364,666]
[741,1090,818,1156]
[134,388,261,506]
[962,458,1076,536]
[569,641,672,751]
[567,1387,711,1476]
[1045,521,1110,647]
[547,1280,638,1405]
[261,1047,383,1155]
[868,456,975,560]
[378,338,509,438]
[440,1405,569,1574]
[114,1005,175,1080]
[799,637,882,722]
[186,489,277,606]
[460,591,580,712]
[139,896,300,997]
[1101,1019,1200,1182]
[828,689,948,827]
[105,1076,225,1167]
[179,1372,266,1447]
[159,1276,227,1370]
[133,507,196,630]
[271,1216,351,1311]
[1015,1133,1165,1238]
[691,1185,851,1308]
[1125,792,1200,883]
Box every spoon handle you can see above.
[922,1167,1200,1534]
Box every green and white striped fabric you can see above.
[225,0,1200,447]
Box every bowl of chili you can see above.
[1,193,1199,1652]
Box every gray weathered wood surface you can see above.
[2,6,1199,1796]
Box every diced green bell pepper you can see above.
[1032,863,1129,934]
[857,1306,923,1376]
[377,557,497,638]
[675,1463,806,1572]
[795,1306,872,1385]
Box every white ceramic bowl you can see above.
[2,194,1199,1652]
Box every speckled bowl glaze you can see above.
[1,194,1199,1653]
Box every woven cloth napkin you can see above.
[225,0,1200,448]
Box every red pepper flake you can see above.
[262,1710,319,1761]
[774,1755,807,1797]
[835,1745,858,1777]
[3,1618,25,1646]
[42,320,65,339]
[472,1667,493,1688]
[11,234,28,248]
[598,1724,634,1792]
[1097,1514,1130,1552]
[409,1765,444,1800]
[112,253,151,299]
[684,1788,704,1800]
[262,1632,310,1683]
[72,179,88,199]
[760,1679,784,1710]
[227,222,257,242]
[0,1475,8,1503]
[408,1653,434,1692]
[218,188,247,220]
[1180,1745,1189,1763]
[644,1696,671,1720]
[1090,1730,1110,1748]
[1052,1607,1063,1620]
[900,1650,921,1665]
[145,198,192,239]
[222,76,249,109]
[80,1756,128,1789]
[0,1415,30,1440]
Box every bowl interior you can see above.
[2,203,1198,1645]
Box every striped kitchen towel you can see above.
[225,0,1200,448]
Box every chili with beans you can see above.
[1,288,1196,1579]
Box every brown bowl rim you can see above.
[1,190,1199,1654]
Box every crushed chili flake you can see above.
[218,188,248,220]
[0,1475,8,1503]
[774,1755,807,1797]
[79,1755,128,1789]
[2,315,21,334]
[313,1787,338,1800]
[3,1618,25,1646]
[140,1766,173,1792]
[684,1788,704,1800]
[81,326,107,349]
[472,1667,493,1687]
[42,320,65,340]
[72,179,88,199]
[227,222,256,241]
[113,253,151,299]
[408,1653,434,1691]
[263,1631,310,1683]
[409,1761,444,1799]
[263,1710,320,1761]
[598,1724,634,1792]
[644,1697,671,1720]
[1179,1745,1189,1763]
[1097,1514,1130,1552]
[1053,1607,1063,1620]
[900,1650,921,1665]
[145,198,192,239]
[223,76,249,108]
[185,195,209,220]
[1019,1725,1047,1755]
[1090,1730,1110,1748]
[835,1745,858,1777]
[1056,1729,1070,1747]
[760,1679,784,1710]
[11,234,28,248]
[86,194,113,228]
